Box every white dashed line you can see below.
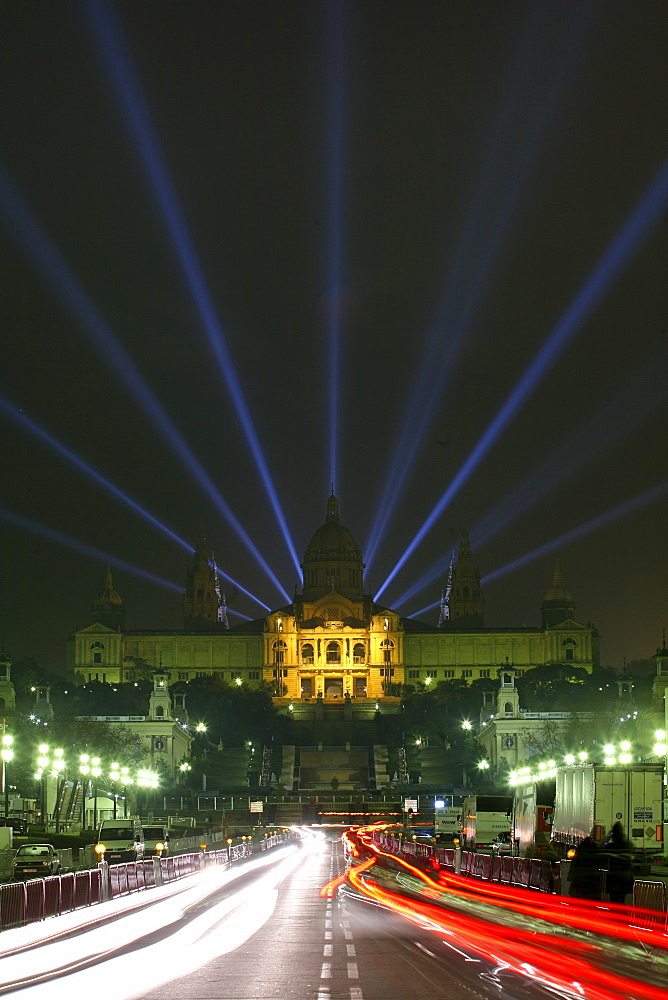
[346,944,356,956]
[324,930,333,940]
[320,962,332,979]
[350,989,363,1000]
[323,944,333,956]
[347,962,359,979]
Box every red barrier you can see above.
[1,882,27,930]
[90,868,102,904]
[492,856,502,881]
[109,864,128,897]
[460,851,473,874]
[60,872,75,912]
[74,871,91,908]
[25,879,45,923]
[512,858,531,887]
[43,875,61,918]
[499,857,514,884]
[436,848,455,870]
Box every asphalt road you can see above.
[134,836,555,1000]
[0,837,606,1000]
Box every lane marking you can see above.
[350,988,363,999]
[347,962,359,979]
[344,929,353,940]
[324,930,333,940]
[323,944,332,957]
[346,944,356,956]
[320,962,332,979]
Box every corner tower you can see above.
[301,492,365,602]
[447,528,484,627]
[183,528,220,629]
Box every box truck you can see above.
[551,764,663,854]
[462,795,512,848]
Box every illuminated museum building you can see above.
[69,495,599,698]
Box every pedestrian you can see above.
[568,836,601,900]
[604,821,634,905]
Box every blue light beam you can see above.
[482,481,668,585]
[391,349,668,607]
[0,164,290,603]
[0,507,182,593]
[325,0,346,491]
[364,5,592,570]
[84,0,301,579]
[0,395,272,613]
[375,156,668,601]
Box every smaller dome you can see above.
[98,567,123,605]
[543,564,573,604]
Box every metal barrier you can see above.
[632,880,667,931]
[0,833,291,933]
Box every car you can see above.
[0,818,28,835]
[12,843,61,880]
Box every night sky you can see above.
[1,1,666,671]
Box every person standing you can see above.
[604,822,634,904]
[568,836,601,900]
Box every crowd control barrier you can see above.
[0,834,291,932]
[370,833,555,895]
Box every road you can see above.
[0,834,663,1000]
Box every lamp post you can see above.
[1,734,13,819]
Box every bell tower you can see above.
[183,528,220,629]
[447,528,484,627]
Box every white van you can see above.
[142,824,170,857]
[97,819,144,864]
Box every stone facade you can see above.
[68,497,600,695]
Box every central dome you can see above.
[301,494,365,602]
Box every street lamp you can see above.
[1,734,14,819]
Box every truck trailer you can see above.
[512,780,554,856]
[551,763,663,854]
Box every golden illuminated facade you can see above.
[69,496,599,693]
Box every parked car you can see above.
[12,844,61,880]
[0,818,28,835]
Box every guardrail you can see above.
[0,834,292,932]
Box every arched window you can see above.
[301,643,314,664]
[89,641,105,650]
[504,702,513,715]
[562,637,577,661]
[155,705,164,718]
[353,642,365,664]
[326,641,341,664]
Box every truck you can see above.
[512,779,554,856]
[551,763,663,855]
[462,795,512,849]
[97,818,144,864]
[434,806,462,842]
[142,823,170,857]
